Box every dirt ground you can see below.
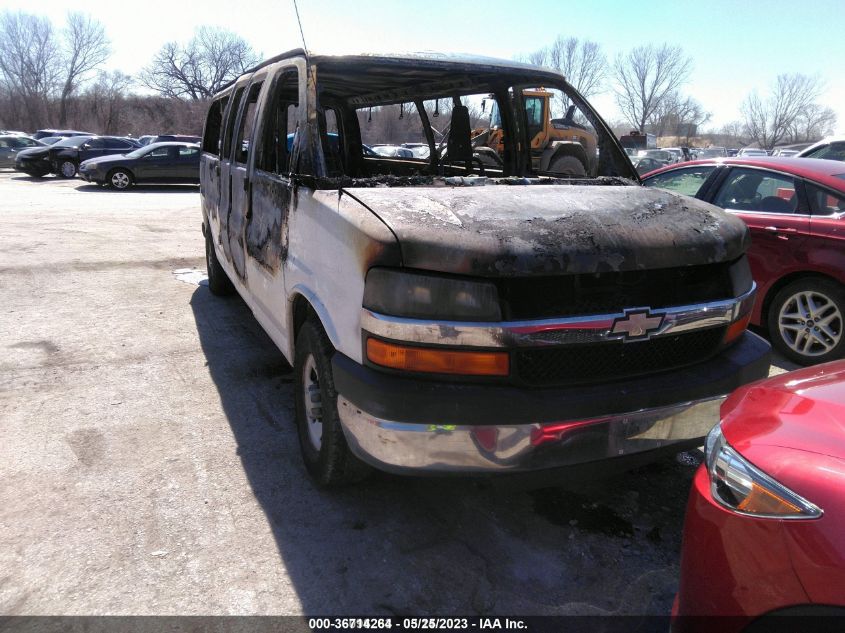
[0,171,795,616]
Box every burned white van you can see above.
[199,50,770,486]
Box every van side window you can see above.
[321,108,343,176]
[203,96,228,155]
[222,86,245,160]
[235,81,263,165]
[258,69,299,175]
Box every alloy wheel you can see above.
[111,171,130,189]
[778,290,843,357]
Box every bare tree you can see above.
[785,104,837,144]
[648,91,710,141]
[741,74,824,149]
[522,36,607,101]
[612,44,692,133]
[140,26,260,100]
[86,70,132,134]
[0,11,61,129]
[58,12,110,126]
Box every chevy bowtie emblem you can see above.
[610,309,665,341]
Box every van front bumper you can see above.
[332,331,770,474]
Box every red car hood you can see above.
[721,361,845,460]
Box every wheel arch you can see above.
[288,287,339,359]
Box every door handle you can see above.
[764,226,798,234]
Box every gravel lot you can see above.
[0,171,795,616]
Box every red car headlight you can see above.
[704,424,823,519]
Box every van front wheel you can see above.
[294,320,370,487]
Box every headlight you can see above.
[363,268,501,321]
[704,424,822,519]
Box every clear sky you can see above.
[3,0,843,134]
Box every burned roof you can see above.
[216,49,566,99]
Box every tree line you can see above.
[0,10,259,135]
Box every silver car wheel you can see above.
[302,354,323,450]
[60,161,77,178]
[110,171,130,189]
[778,289,843,357]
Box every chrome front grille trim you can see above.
[361,284,756,348]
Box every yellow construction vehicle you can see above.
[472,88,597,176]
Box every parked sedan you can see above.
[643,158,845,365]
[51,135,140,178]
[631,156,667,176]
[0,135,44,167]
[32,129,93,140]
[673,361,845,632]
[79,142,200,189]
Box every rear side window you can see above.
[805,183,845,215]
[714,168,798,213]
[87,138,105,149]
[203,96,228,155]
[222,86,246,160]
[235,81,263,165]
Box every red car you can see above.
[643,158,845,366]
[673,361,845,632]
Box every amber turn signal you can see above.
[367,338,509,376]
[724,313,752,345]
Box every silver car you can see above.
[0,135,44,167]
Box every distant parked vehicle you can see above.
[798,136,845,162]
[15,136,93,177]
[636,148,672,163]
[662,147,684,163]
[50,136,140,178]
[38,137,63,146]
[631,156,667,176]
[643,157,845,365]
[0,135,45,167]
[32,129,93,140]
[150,134,201,144]
[79,142,200,189]
[772,148,800,157]
[371,144,414,158]
[736,147,769,157]
[137,135,157,146]
[699,146,728,158]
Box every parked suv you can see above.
[199,51,770,486]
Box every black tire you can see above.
[108,168,133,190]
[57,159,78,178]
[294,319,370,487]
[205,229,234,296]
[549,154,587,177]
[767,278,845,365]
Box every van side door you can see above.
[219,83,247,268]
[200,94,229,226]
[227,75,266,281]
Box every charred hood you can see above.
[342,185,750,276]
